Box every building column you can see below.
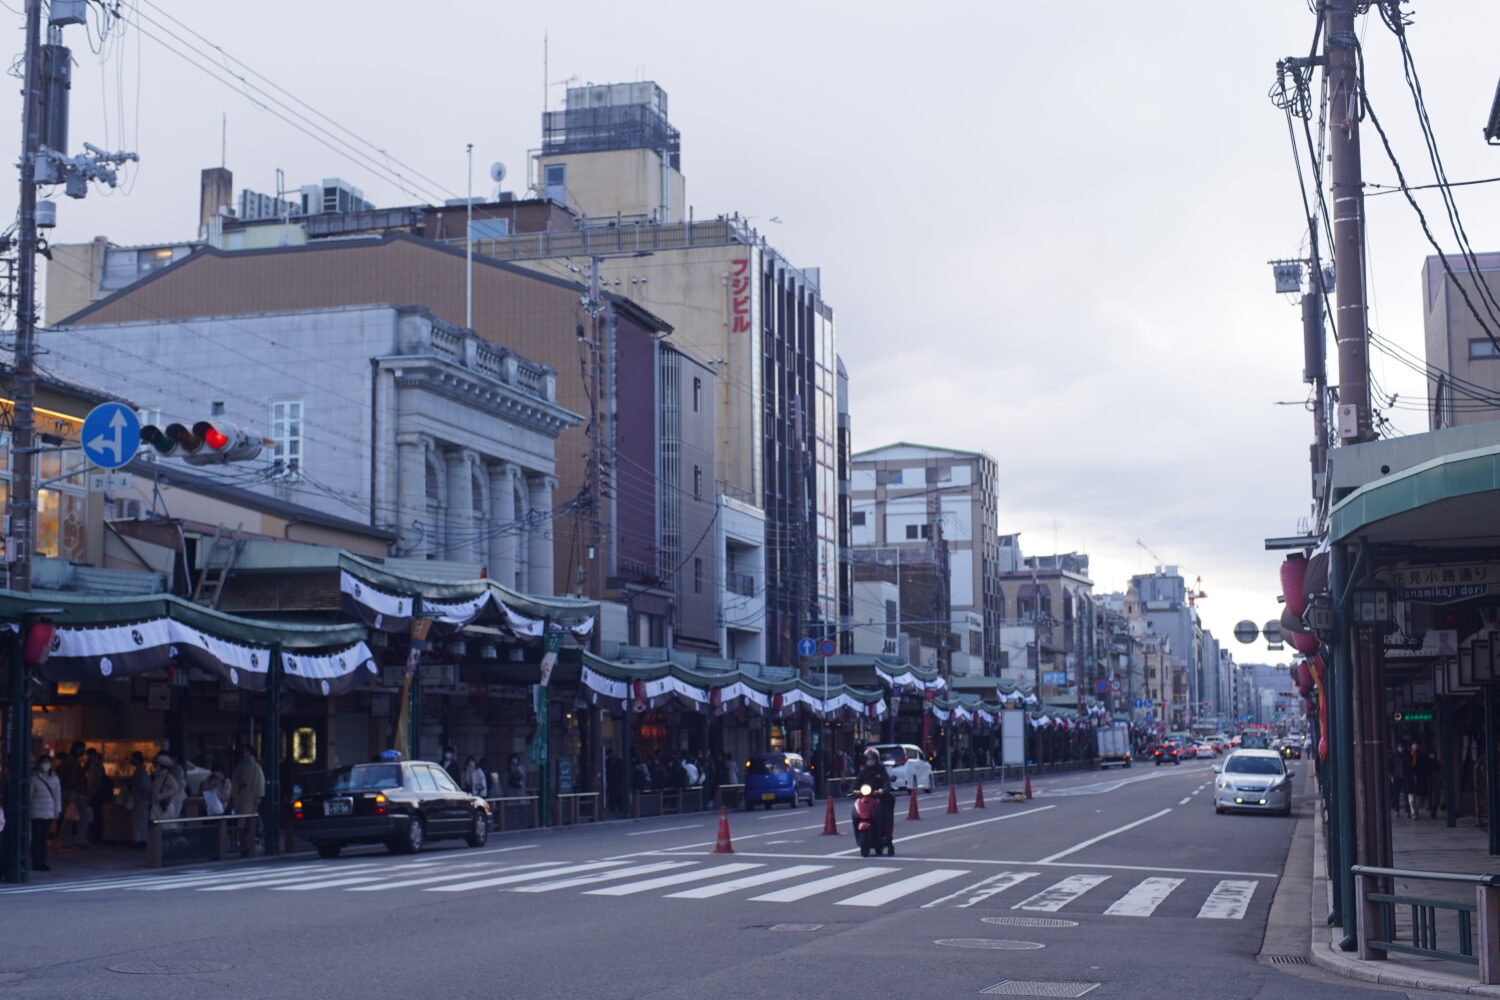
[527,473,556,596]
[488,462,518,589]
[445,449,477,564]
[395,433,430,557]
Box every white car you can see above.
[866,744,933,792]
[1213,749,1294,816]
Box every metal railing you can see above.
[146,813,256,868]
[484,795,540,831]
[1351,864,1500,984]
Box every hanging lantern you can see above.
[631,679,647,713]
[24,619,58,666]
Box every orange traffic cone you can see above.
[946,784,959,814]
[974,781,986,809]
[821,794,839,835]
[907,787,921,820]
[712,808,735,854]
[1024,770,1033,800]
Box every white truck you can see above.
[1094,724,1132,769]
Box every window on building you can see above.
[468,218,511,241]
[270,399,303,479]
[692,377,702,412]
[850,510,865,527]
[693,465,703,500]
[1470,338,1500,359]
[904,523,931,540]
[694,557,703,594]
[885,599,898,638]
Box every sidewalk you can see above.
[1302,774,1500,996]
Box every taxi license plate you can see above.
[761,793,776,801]
[325,799,351,816]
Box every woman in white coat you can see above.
[29,754,61,872]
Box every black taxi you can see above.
[292,759,491,858]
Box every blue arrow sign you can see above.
[81,403,140,470]
[797,637,817,657]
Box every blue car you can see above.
[744,752,816,809]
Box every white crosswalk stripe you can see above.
[749,866,892,903]
[922,871,1038,909]
[1103,877,1183,917]
[0,852,1269,919]
[511,861,696,894]
[835,869,970,907]
[1196,879,1259,919]
[584,863,763,897]
[1013,874,1111,912]
[664,864,831,899]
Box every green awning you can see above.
[1330,443,1500,546]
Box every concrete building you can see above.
[47,302,578,593]
[996,552,1095,708]
[849,443,1001,676]
[1130,566,1204,727]
[1422,252,1500,429]
[45,233,718,649]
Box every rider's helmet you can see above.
[863,747,880,764]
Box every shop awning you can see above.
[1330,442,1500,547]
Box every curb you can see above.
[1304,779,1500,997]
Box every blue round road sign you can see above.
[817,638,837,658]
[81,403,141,470]
[797,638,818,657]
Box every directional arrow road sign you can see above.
[797,637,817,657]
[81,403,141,470]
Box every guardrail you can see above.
[484,795,540,831]
[1351,864,1500,983]
[146,813,256,868]
[555,792,599,826]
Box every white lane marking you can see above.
[647,850,1277,879]
[0,869,207,894]
[426,861,627,893]
[584,863,762,896]
[1103,877,1183,917]
[512,861,695,894]
[1178,797,1192,805]
[1197,879,1258,919]
[649,821,827,853]
[273,874,394,891]
[197,865,397,892]
[665,864,832,899]
[347,861,563,891]
[1013,874,1111,912]
[750,866,892,903]
[627,825,699,836]
[835,869,970,908]
[922,871,1039,909]
[59,865,357,892]
[128,863,393,892]
[1037,808,1172,863]
[824,805,1055,855]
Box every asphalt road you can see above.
[0,760,1452,999]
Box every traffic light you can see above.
[140,420,265,465]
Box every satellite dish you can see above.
[489,161,507,184]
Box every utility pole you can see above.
[1303,224,1330,491]
[1325,0,1373,445]
[8,0,43,593]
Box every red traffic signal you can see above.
[139,420,266,465]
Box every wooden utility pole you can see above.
[1325,0,1373,446]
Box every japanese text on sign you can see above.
[730,258,751,333]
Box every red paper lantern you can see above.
[23,619,57,666]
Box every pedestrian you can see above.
[720,752,740,786]
[200,760,231,816]
[441,745,461,782]
[461,755,488,798]
[128,751,151,845]
[85,748,110,844]
[681,755,699,787]
[28,753,60,872]
[150,753,184,823]
[1403,742,1429,820]
[232,746,265,856]
[506,753,527,795]
[56,740,88,848]
[700,754,719,805]
[1389,746,1411,818]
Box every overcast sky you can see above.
[10,1,1500,660]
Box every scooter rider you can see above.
[854,748,895,850]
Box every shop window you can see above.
[270,399,303,479]
[292,727,318,765]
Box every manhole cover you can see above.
[1265,954,1311,965]
[980,981,1100,997]
[982,916,1079,929]
[0,973,25,985]
[768,923,823,932]
[935,938,1045,951]
[108,961,232,975]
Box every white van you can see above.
[865,743,934,792]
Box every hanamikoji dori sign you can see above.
[1376,563,1500,605]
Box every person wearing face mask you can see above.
[149,753,183,823]
[441,745,461,782]
[28,754,61,872]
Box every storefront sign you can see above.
[1393,711,1434,722]
[1378,563,1500,604]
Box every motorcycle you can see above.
[851,783,894,857]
